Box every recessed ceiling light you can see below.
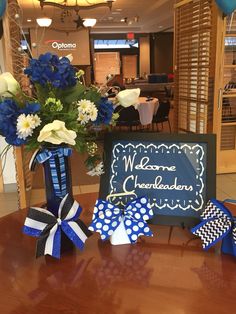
[159,26,163,28]
[27,19,32,22]
[120,18,125,22]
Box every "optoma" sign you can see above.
[45,40,77,51]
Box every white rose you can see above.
[0,72,20,97]
[116,88,141,108]
[37,120,77,146]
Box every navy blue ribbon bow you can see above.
[191,199,236,256]
[36,147,72,198]
[23,194,92,259]
[89,197,154,243]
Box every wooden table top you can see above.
[0,192,235,314]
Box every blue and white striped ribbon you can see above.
[23,194,92,259]
[36,148,72,198]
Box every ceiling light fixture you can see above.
[38,0,114,11]
[83,18,97,28]
[27,19,32,22]
[36,17,52,27]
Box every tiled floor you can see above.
[0,192,19,217]
[0,175,235,218]
[217,174,236,201]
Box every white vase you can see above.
[110,217,131,245]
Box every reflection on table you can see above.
[0,192,235,314]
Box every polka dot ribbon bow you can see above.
[23,194,92,259]
[191,199,236,256]
[89,197,154,243]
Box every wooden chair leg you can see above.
[168,119,172,133]
[168,226,174,244]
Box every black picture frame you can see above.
[99,132,216,228]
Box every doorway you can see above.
[122,55,138,79]
[94,52,120,84]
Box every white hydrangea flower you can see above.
[17,114,41,140]
[87,162,104,176]
[77,99,98,124]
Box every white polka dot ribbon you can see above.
[89,197,154,243]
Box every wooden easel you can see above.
[0,158,4,193]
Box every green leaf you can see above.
[74,138,87,153]
[25,140,40,151]
[62,83,86,104]
[35,84,49,105]
[82,89,101,104]
[85,155,101,169]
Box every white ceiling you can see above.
[18,0,174,33]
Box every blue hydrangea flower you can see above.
[0,99,40,146]
[21,102,41,114]
[24,52,77,89]
[94,97,114,125]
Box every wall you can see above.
[139,35,150,77]
[0,139,16,184]
[30,28,90,65]
[150,32,174,74]
[0,38,17,185]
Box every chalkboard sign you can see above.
[100,133,216,227]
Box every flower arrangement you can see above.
[0,54,101,174]
[0,52,141,175]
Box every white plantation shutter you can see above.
[174,0,215,133]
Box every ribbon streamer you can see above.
[191,199,236,256]
[36,147,72,198]
[89,197,154,244]
[23,194,92,258]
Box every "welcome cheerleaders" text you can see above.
[122,155,193,193]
